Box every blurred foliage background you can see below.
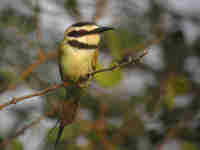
[0,0,200,150]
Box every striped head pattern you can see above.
[64,22,113,50]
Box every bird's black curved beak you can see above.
[87,26,114,35]
[97,26,114,33]
[91,26,114,34]
[99,26,114,33]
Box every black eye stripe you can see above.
[68,40,98,49]
[68,30,88,37]
[72,22,95,27]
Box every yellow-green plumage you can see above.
[59,39,97,84]
[55,22,113,146]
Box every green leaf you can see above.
[105,31,122,60]
[163,85,175,110]
[9,139,24,150]
[0,70,19,92]
[47,124,75,144]
[0,8,36,33]
[94,63,122,87]
[162,74,191,110]
[87,131,99,142]
[103,29,146,60]
[64,0,80,19]
[173,75,190,95]
[183,141,199,150]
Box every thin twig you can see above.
[20,51,57,80]
[93,0,108,22]
[0,50,148,111]
[0,117,43,148]
[89,49,148,76]
[0,83,64,110]
[0,110,55,148]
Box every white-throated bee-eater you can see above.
[56,22,114,146]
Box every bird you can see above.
[56,22,114,146]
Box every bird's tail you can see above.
[55,86,82,146]
[55,123,65,147]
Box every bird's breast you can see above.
[60,47,96,82]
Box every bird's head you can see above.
[64,22,114,49]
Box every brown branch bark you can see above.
[0,83,65,111]
[0,110,55,148]
[20,51,57,80]
[0,117,43,148]
[93,0,108,22]
[0,50,147,111]
[88,49,148,76]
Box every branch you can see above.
[20,51,57,80]
[0,83,65,111]
[88,49,148,77]
[93,0,108,22]
[0,50,148,111]
[0,117,43,148]
[0,110,55,148]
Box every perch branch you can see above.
[0,50,148,111]
[0,83,65,110]
[89,49,148,76]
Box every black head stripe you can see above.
[72,22,96,27]
[68,40,98,49]
[68,28,102,37]
[68,27,112,37]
